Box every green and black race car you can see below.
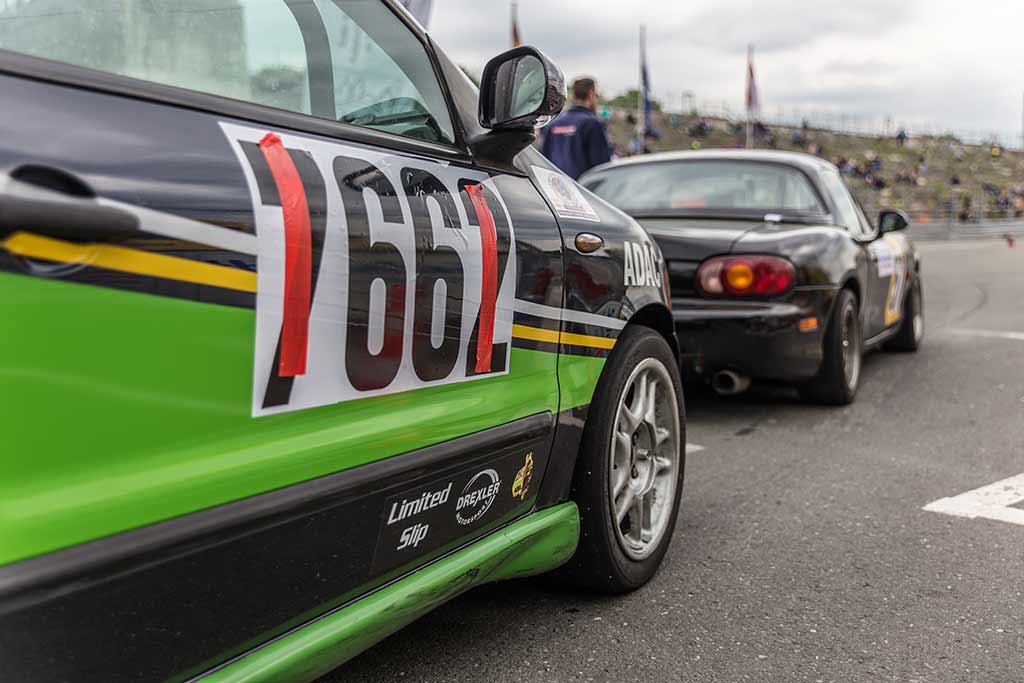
[0,2,685,681]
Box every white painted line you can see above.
[923,473,1024,526]
[685,443,705,455]
[950,329,1024,342]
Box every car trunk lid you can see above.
[634,216,766,297]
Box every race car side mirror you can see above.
[879,209,910,233]
[478,46,565,130]
[471,46,565,167]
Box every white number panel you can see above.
[220,122,517,417]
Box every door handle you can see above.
[0,169,138,241]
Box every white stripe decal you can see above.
[923,473,1024,527]
[98,198,259,256]
[513,299,626,330]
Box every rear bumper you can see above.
[673,287,839,382]
[195,503,580,683]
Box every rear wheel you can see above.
[556,326,685,593]
[885,278,923,351]
[801,288,861,405]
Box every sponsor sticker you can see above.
[512,452,534,500]
[870,235,910,326]
[455,469,501,525]
[370,448,544,576]
[532,166,601,222]
[870,239,897,277]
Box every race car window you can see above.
[584,161,826,216]
[0,0,455,145]
[820,169,871,239]
[848,192,879,240]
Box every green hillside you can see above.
[602,110,1024,222]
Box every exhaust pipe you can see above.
[711,370,751,396]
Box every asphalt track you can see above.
[325,239,1024,683]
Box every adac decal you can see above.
[623,239,662,288]
[512,452,534,500]
[221,122,518,417]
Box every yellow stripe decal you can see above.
[0,232,257,293]
[511,323,616,350]
[560,330,617,350]
[511,323,561,345]
[2,232,618,350]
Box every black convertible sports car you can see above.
[580,150,923,404]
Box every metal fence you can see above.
[674,98,1022,152]
[907,217,1024,241]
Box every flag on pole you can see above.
[745,44,758,148]
[745,45,759,114]
[640,26,653,137]
[399,0,433,29]
[511,2,522,48]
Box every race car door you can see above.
[820,168,890,337]
[0,2,563,681]
[850,194,909,338]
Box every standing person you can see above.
[539,77,612,179]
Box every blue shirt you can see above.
[539,106,613,180]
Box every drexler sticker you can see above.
[532,166,601,222]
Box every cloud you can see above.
[686,0,918,53]
[426,0,1023,142]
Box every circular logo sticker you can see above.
[455,469,501,526]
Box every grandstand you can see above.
[601,110,1024,226]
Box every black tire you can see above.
[801,288,861,405]
[554,325,686,593]
[885,278,923,352]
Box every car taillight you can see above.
[697,255,795,296]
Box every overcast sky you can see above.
[426,0,1024,144]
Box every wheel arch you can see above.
[840,273,861,302]
[624,302,680,364]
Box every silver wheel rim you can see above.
[841,303,861,390]
[609,357,681,561]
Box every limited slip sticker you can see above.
[370,447,542,576]
[532,165,601,222]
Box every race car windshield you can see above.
[584,160,827,218]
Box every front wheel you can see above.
[801,288,861,405]
[556,325,685,593]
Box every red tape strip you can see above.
[259,132,312,377]
[467,184,498,373]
